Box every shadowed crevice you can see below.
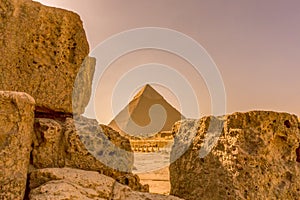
[296,145,300,163]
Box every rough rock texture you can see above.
[65,116,133,173]
[66,117,148,192]
[31,116,148,192]
[0,0,94,114]
[0,91,35,200]
[73,57,96,114]
[170,111,300,200]
[32,118,65,168]
[29,168,182,200]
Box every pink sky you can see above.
[35,0,300,123]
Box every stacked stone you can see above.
[0,0,147,199]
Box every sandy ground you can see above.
[137,166,170,195]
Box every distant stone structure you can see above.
[109,84,184,139]
[130,140,171,152]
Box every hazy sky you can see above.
[35,0,300,123]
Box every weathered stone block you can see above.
[29,168,182,200]
[31,116,147,192]
[0,91,35,200]
[0,0,94,114]
[170,111,300,200]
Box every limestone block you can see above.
[0,91,35,200]
[170,111,300,200]
[31,116,147,192]
[29,168,182,200]
[0,0,94,114]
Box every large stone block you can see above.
[0,91,35,200]
[170,111,300,200]
[64,116,133,176]
[64,116,148,191]
[31,116,147,192]
[0,0,94,114]
[28,168,182,200]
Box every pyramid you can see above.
[108,84,184,138]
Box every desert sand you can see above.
[138,167,170,195]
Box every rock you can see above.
[32,118,65,168]
[64,117,133,176]
[29,168,114,200]
[0,0,94,114]
[31,116,147,192]
[65,116,147,192]
[0,91,35,200]
[170,111,300,200]
[73,57,96,114]
[28,167,183,200]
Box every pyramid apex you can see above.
[141,83,153,90]
[133,84,162,100]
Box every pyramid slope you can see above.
[108,84,184,138]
